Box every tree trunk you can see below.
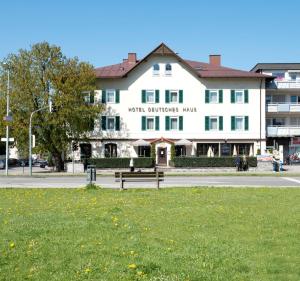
[53,152,64,172]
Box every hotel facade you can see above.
[76,43,269,165]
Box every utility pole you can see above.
[3,63,10,176]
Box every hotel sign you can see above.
[128,107,197,113]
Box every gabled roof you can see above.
[95,43,269,79]
[251,63,300,72]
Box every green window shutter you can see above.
[205,116,209,131]
[165,116,170,130]
[141,116,146,131]
[101,116,106,130]
[102,90,106,103]
[155,116,159,130]
[244,90,249,103]
[115,90,120,103]
[231,116,236,131]
[115,116,120,131]
[231,90,235,103]
[245,116,249,131]
[155,90,160,103]
[89,118,95,131]
[219,90,223,103]
[219,116,223,131]
[165,90,170,103]
[179,90,183,103]
[141,90,146,103]
[179,116,183,131]
[205,90,210,103]
[90,91,95,104]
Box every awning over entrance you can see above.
[174,139,192,146]
[132,139,151,146]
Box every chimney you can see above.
[128,53,137,63]
[209,55,221,66]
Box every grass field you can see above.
[0,188,299,281]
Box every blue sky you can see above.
[1,0,299,70]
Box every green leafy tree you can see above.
[0,42,102,171]
[151,143,156,161]
[170,143,176,161]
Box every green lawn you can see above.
[0,188,299,281]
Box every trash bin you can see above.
[87,165,96,183]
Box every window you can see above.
[146,117,154,130]
[101,116,120,131]
[107,117,115,130]
[210,117,218,130]
[106,90,115,103]
[235,117,244,130]
[138,146,151,157]
[209,91,218,103]
[235,90,244,103]
[170,91,178,103]
[104,143,117,158]
[175,145,186,157]
[153,64,160,76]
[196,143,219,156]
[289,72,299,81]
[83,91,94,104]
[146,90,155,103]
[272,72,285,81]
[165,63,172,75]
[170,117,178,130]
[231,116,249,131]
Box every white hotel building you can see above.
[80,43,269,165]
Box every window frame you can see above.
[165,63,172,76]
[145,90,155,104]
[209,90,219,104]
[106,89,116,103]
[235,90,244,104]
[153,64,160,76]
[235,116,244,131]
[169,90,179,104]
[106,116,116,131]
[209,116,219,131]
[146,116,155,131]
[170,116,179,131]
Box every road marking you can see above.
[282,177,300,185]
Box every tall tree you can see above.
[0,42,102,171]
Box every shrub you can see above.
[88,157,154,168]
[172,157,257,167]
[150,144,156,161]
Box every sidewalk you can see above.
[1,164,300,176]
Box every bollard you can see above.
[87,165,96,184]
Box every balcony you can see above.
[267,80,300,89]
[266,103,300,113]
[267,126,300,137]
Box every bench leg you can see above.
[120,180,124,190]
[157,179,160,189]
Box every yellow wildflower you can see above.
[10,242,15,248]
[128,263,137,269]
[84,268,91,273]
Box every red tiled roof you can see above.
[95,43,270,79]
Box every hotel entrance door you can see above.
[157,147,167,165]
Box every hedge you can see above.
[172,157,257,167]
[88,157,154,168]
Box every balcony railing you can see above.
[267,125,300,137]
[267,80,300,89]
[266,103,300,113]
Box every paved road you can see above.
[0,176,300,188]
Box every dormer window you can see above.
[165,63,172,76]
[153,64,160,76]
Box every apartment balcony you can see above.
[267,125,300,137]
[267,80,300,89]
[266,103,300,113]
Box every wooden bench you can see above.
[115,171,164,190]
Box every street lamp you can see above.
[3,63,10,176]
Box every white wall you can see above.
[95,55,266,142]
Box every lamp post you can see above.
[29,106,48,176]
[3,63,10,176]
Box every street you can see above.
[0,175,300,188]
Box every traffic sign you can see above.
[1,137,14,142]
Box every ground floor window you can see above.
[80,143,92,159]
[196,143,219,156]
[138,146,150,157]
[231,143,251,155]
[104,143,117,158]
[175,145,186,156]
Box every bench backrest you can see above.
[115,172,164,178]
